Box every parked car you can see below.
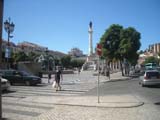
[1,77,10,91]
[139,70,160,87]
[0,70,41,86]
[156,67,160,72]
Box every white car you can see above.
[139,70,160,87]
[1,77,10,91]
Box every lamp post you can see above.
[45,48,50,83]
[0,1,4,119]
[4,18,15,69]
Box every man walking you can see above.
[55,67,63,91]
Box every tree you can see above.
[54,57,60,66]
[12,51,29,62]
[41,54,55,71]
[28,52,39,61]
[71,59,85,68]
[119,27,141,64]
[60,55,71,68]
[100,24,124,75]
[100,24,123,61]
[144,56,159,65]
[100,24,141,76]
[138,50,144,54]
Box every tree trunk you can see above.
[105,59,110,79]
[120,60,124,76]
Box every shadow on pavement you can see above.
[34,84,49,87]
[154,102,160,105]
[2,118,9,120]
[145,85,160,89]
[106,78,131,83]
[61,82,75,85]
[61,89,88,93]
[2,90,16,94]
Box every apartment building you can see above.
[149,43,160,54]
[68,47,83,57]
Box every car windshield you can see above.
[20,71,33,76]
[146,72,159,78]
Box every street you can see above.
[2,71,160,120]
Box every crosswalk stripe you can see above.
[2,100,54,119]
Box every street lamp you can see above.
[4,18,15,69]
[45,48,50,83]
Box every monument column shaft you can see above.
[88,28,93,56]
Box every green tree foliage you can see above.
[100,24,141,76]
[60,55,71,68]
[144,56,159,65]
[138,50,144,54]
[60,56,85,69]
[12,51,29,62]
[100,24,123,60]
[70,59,85,68]
[100,24,141,64]
[41,54,55,71]
[119,27,141,64]
[28,52,39,61]
[12,51,40,62]
[54,57,60,66]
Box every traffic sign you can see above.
[5,47,11,58]
[96,43,102,56]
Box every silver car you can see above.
[140,70,160,87]
[1,77,10,91]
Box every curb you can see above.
[104,75,140,83]
[104,77,131,83]
[26,100,144,109]
[48,102,144,108]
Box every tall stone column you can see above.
[88,21,93,56]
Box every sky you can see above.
[2,0,160,54]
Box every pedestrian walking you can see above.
[106,66,110,80]
[54,67,63,91]
[78,67,81,74]
[48,73,51,83]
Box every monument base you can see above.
[82,54,98,71]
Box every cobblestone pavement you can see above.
[2,71,143,120]
[2,85,55,120]
[33,104,160,120]
[2,71,106,120]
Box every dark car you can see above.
[0,70,41,86]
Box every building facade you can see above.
[149,43,160,54]
[17,41,47,54]
[68,47,83,57]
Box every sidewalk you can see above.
[26,95,143,108]
[25,71,143,108]
[100,71,131,83]
[30,71,144,120]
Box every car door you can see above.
[12,71,23,84]
[4,70,13,83]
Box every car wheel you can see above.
[142,84,145,87]
[25,81,30,86]
[10,82,13,85]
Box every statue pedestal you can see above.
[82,54,98,71]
